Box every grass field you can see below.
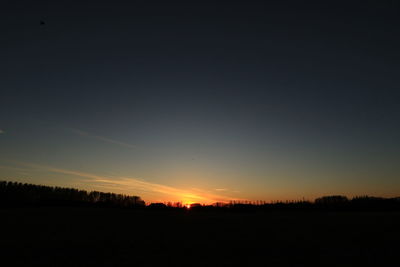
[1,207,399,266]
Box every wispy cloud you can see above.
[67,128,135,149]
[16,162,240,204]
[0,129,4,134]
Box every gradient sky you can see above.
[1,0,399,204]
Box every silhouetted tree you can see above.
[0,180,145,208]
[2,180,399,212]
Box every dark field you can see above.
[1,207,399,267]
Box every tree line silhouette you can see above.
[1,180,399,211]
[0,181,145,208]
[147,196,400,211]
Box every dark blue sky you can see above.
[1,0,399,203]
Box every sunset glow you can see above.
[1,0,399,205]
[1,1,399,266]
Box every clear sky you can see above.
[1,0,399,204]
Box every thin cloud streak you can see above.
[67,128,136,149]
[17,162,239,204]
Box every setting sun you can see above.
[1,0,399,266]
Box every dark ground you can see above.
[1,207,399,266]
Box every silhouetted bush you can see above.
[148,203,168,209]
[314,195,348,209]
[315,195,348,205]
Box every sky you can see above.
[1,0,399,204]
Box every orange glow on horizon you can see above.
[12,162,244,205]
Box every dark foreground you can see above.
[1,207,399,267]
